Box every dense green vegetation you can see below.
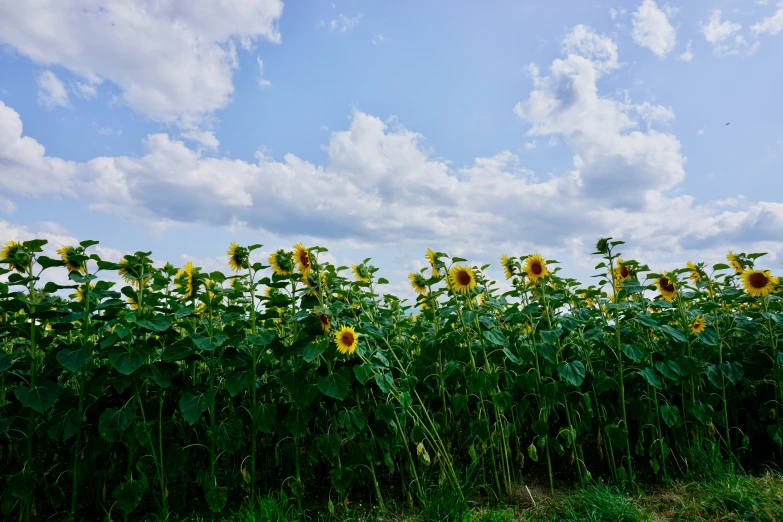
[1,237,782,520]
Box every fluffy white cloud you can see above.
[0,0,283,145]
[36,70,69,109]
[752,4,783,35]
[700,10,758,56]
[631,0,677,57]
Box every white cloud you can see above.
[372,33,385,45]
[327,13,362,33]
[679,40,694,62]
[697,128,705,135]
[751,4,783,35]
[0,1,283,144]
[97,127,122,136]
[561,24,619,73]
[523,141,537,151]
[36,70,69,109]
[700,10,758,56]
[631,0,677,57]
[74,80,100,99]
[257,57,271,88]
[609,7,627,20]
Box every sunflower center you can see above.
[457,270,471,286]
[748,272,769,289]
[660,277,675,293]
[320,315,329,326]
[531,262,542,275]
[620,266,629,278]
[301,253,310,268]
[341,332,354,346]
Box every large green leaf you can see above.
[317,367,351,401]
[225,369,254,397]
[482,329,506,347]
[137,316,172,332]
[107,345,150,375]
[720,361,744,385]
[14,380,60,413]
[660,405,680,428]
[113,473,148,514]
[638,367,662,390]
[249,403,277,433]
[56,346,92,372]
[7,468,37,501]
[621,343,645,363]
[215,418,243,453]
[285,406,314,439]
[658,325,687,343]
[557,360,585,387]
[99,408,134,443]
[316,433,342,464]
[179,390,214,425]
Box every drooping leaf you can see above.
[98,408,133,443]
[14,380,60,413]
[317,367,351,401]
[557,360,586,387]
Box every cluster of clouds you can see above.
[1,0,783,289]
[0,0,284,149]
[621,0,783,59]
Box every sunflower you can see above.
[727,250,743,274]
[449,265,476,294]
[500,255,513,280]
[690,315,706,335]
[523,254,548,283]
[409,272,428,295]
[227,242,249,272]
[0,241,31,273]
[741,268,779,297]
[174,261,196,300]
[269,249,294,276]
[75,283,92,303]
[335,325,358,355]
[316,312,330,332]
[686,261,702,283]
[352,263,370,283]
[293,243,311,279]
[426,248,440,277]
[655,274,677,302]
[57,245,85,273]
[118,257,152,288]
[613,258,631,283]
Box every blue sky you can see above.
[0,0,782,296]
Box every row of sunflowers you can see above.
[0,237,781,519]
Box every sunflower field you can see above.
[1,237,783,520]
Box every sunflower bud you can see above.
[595,237,610,254]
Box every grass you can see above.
[144,470,783,522]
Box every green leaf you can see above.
[658,325,687,343]
[532,419,549,436]
[330,466,356,498]
[57,346,92,372]
[482,329,506,346]
[0,352,13,372]
[98,408,133,443]
[605,423,628,449]
[557,360,586,387]
[317,367,351,401]
[107,345,150,375]
[249,403,277,433]
[316,433,342,465]
[691,403,714,425]
[374,372,393,393]
[247,330,276,347]
[285,406,314,438]
[137,316,171,332]
[7,468,37,501]
[113,474,148,514]
[660,405,680,428]
[161,341,194,362]
[622,343,645,362]
[201,476,228,513]
[491,391,513,412]
[302,339,326,363]
[14,380,60,413]
[179,390,214,425]
[720,361,744,385]
[190,332,228,351]
[704,364,723,388]
[215,418,243,453]
[225,370,254,397]
[638,367,662,389]
[353,363,373,384]
[174,305,196,318]
[502,348,520,365]
[147,362,178,388]
[634,313,658,328]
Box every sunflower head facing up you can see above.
[293,243,312,279]
[500,255,514,280]
[1,241,31,273]
[523,254,549,283]
[227,242,249,272]
[269,249,295,276]
[727,250,744,274]
[352,263,371,283]
[742,268,778,297]
[449,265,477,294]
[335,325,358,355]
[655,274,677,302]
[425,248,440,277]
[409,272,428,295]
[690,315,707,335]
[58,245,85,273]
